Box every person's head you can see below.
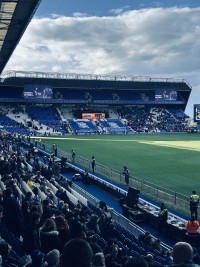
[192,191,196,195]
[109,244,118,259]
[92,252,105,267]
[160,203,165,209]
[172,242,193,264]
[191,214,196,221]
[61,238,93,267]
[47,249,60,267]
[144,253,154,263]
[55,215,69,230]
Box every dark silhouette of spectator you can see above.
[104,239,115,256]
[26,249,46,267]
[88,235,102,255]
[87,214,101,235]
[102,223,122,241]
[138,231,153,246]
[69,212,85,239]
[151,238,163,254]
[143,253,156,267]
[46,249,60,267]
[0,241,23,267]
[61,238,93,267]
[22,212,41,254]
[105,244,122,267]
[54,215,70,251]
[92,252,106,267]
[2,187,22,237]
[170,241,194,266]
[39,218,60,253]
[42,199,62,221]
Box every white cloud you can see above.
[5,7,200,117]
[109,5,130,15]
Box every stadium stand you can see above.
[0,131,181,266]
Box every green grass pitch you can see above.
[38,134,200,197]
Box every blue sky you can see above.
[5,0,200,118]
[36,0,199,17]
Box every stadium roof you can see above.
[0,0,41,74]
[1,70,191,86]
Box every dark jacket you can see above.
[39,229,60,253]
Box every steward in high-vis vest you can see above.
[190,191,199,220]
[185,215,200,234]
[158,203,168,236]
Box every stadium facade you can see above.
[0,70,191,106]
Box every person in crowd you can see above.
[70,212,85,239]
[0,241,23,267]
[190,191,199,220]
[87,214,101,235]
[92,252,106,267]
[143,253,156,267]
[104,239,115,256]
[138,231,153,246]
[46,249,60,267]
[39,218,60,253]
[102,222,122,241]
[2,187,22,237]
[54,215,70,251]
[88,235,102,255]
[26,249,46,267]
[151,238,163,254]
[22,212,41,254]
[104,244,122,267]
[41,199,62,221]
[166,241,197,267]
[157,202,168,236]
[61,238,93,267]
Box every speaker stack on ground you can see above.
[122,187,145,223]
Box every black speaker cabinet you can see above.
[126,187,140,208]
